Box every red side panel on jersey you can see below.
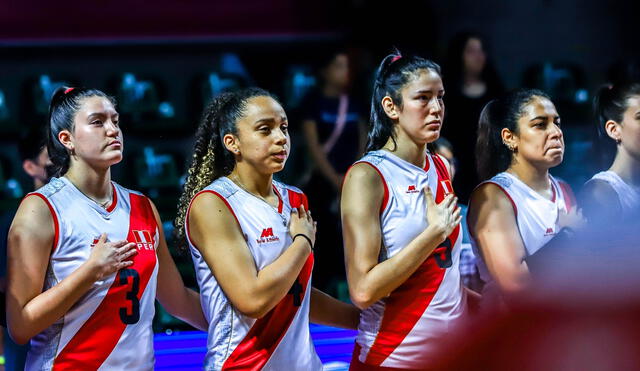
[558,180,576,211]
[53,194,158,370]
[222,253,314,370]
[364,155,460,366]
[286,189,309,210]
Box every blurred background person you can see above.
[0,126,50,371]
[299,49,367,295]
[442,32,504,203]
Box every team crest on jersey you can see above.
[90,236,102,247]
[406,185,420,194]
[256,227,280,244]
[132,230,156,250]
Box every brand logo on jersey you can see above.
[132,230,156,250]
[544,227,555,236]
[257,227,280,244]
[406,185,420,194]
[440,180,454,195]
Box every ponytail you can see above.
[367,51,442,152]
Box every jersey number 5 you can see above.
[119,268,140,324]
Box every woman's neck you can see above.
[610,147,640,187]
[65,161,112,201]
[382,133,427,168]
[507,159,551,195]
[229,165,274,198]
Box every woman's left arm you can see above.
[309,288,359,330]
[151,200,208,331]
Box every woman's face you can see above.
[512,96,564,169]
[393,69,445,145]
[232,96,290,175]
[323,53,350,89]
[463,38,486,76]
[617,95,640,159]
[68,96,123,169]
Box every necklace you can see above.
[229,175,287,226]
[76,184,113,209]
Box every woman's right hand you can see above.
[289,205,317,248]
[424,186,461,242]
[87,233,138,280]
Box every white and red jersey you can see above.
[186,177,321,371]
[470,172,576,285]
[351,150,466,369]
[588,171,640,218]
[25,177,159,371]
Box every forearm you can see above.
[352,226,445,308]
[310,288,359,329]
[249,239,312,316]
[8,262,99,344]
[160,287,208,331]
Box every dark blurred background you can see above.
[1,0,639,332]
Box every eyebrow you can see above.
[414,89,445,94]
[529,115,559,122]
[87,112,118,119]
[254,116,287,125]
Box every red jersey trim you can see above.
[186,190,241,250]
[27,193,60,253]
[53,194,158,370]
[557,180,576,211]
[222,253,314,370]
[348,162,390,215]
[105,183,118,213]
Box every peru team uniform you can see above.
[351,150,467,369]
[25,177,159,371]
[588,170,640,217]
[186,177,321,371]
[470,172,575,287]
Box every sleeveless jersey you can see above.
[588,171,640,218]
[25,177,159,371]
[351,150,466,369]
[186,177,322,371]
[470,172,575,284]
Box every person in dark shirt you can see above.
[442,32,504,203]
[300,50,366,293]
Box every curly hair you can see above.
[174,87,276,251]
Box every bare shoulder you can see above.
[342,162,384,207]
[468,182,516,227]
[9,194,55,251]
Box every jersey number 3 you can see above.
[119,268,141,324]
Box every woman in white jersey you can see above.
[6,87,207,370]
[582,82,640,221]
[174,88,358,371]
[467,89,584,308]
[341,52,467,370]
